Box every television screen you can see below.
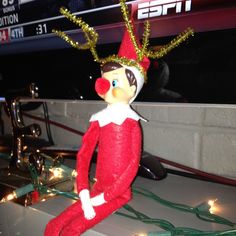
[0,0,136,54]
[0,0,236,103]
[1,0,236,55]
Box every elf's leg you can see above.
[44,200,84,236]
[60,193,130,236]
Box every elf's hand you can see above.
[79,189,96,220]
[91,193,106,206]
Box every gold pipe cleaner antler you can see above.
[52,0,194,81]
[53,7,98,51]
[147,27,194,59]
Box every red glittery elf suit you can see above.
[44,104,143,235]
[45,2,150,234]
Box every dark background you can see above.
[0,28,236,104]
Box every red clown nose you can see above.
[95,78,110,95]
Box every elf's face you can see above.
[95,67,136,105]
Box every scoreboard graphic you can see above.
[0,0,131,43]
[0,0,236,53]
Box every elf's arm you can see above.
[76,121,99,219]
[91,121,141,205]
[76,121,99,192]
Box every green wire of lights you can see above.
[44,186,236,235]
[117,204,236,236]
[114,187,236,236]
[0,153,10,161]
[0,153,235,235]
[132,187,235,227]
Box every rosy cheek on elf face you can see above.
[112,87,123,98]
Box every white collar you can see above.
[89,103,146,127]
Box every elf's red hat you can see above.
[118,23,150,103]
[118,22,150,73]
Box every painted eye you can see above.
[112,79,119,88]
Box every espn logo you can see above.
[137,0,192,20]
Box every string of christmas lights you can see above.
[0,153,235,236]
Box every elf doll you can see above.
[44,1,193,235]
